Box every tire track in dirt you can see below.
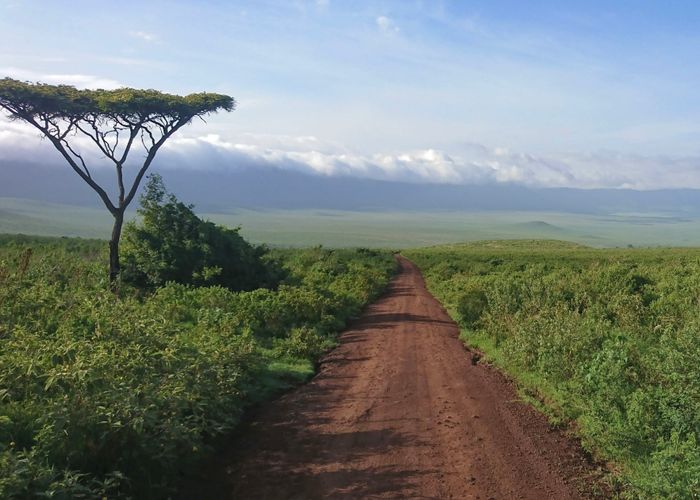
[178,256,603,499]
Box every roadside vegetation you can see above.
[0,183,395,498]
[406,240,700,498]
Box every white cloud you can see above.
[0,67,123,89]
[376,16,399,35]
[0,119,98,161]
[129,31,158,42]
[1,118,699,191]
[157,133,700,190]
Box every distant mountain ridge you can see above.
[2,160,699,215]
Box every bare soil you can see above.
[178,256,605,499]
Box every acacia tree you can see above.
[0,78,234,283]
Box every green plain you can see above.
[2,197,700,248]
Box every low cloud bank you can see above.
[1,119,699,190]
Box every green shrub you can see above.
[0,236,395,498]
[121,174,281,290]
[455,289,488,328]
[273,326,332,359]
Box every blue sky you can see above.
[1,0,700,189]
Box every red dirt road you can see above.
[180,256,602,499]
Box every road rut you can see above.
[180,256,600,499]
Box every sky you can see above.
[1,0,700,190]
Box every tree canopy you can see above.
[0,78,234,123]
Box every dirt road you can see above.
[180,256,601,499]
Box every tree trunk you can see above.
[109,210,124,285]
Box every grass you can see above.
[252,359,316,401]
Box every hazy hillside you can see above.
[2,160,700,215]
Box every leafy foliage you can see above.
[0,236,394,498]
[0,77,234,120]
[406,240,700,498]
[121,175,280,290]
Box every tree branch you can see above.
[123,116,191,208]
[140,126,156,151]
[118,125,140,165]
[63,140,92,179]
[76,120,114,161]
[49,134,117,214]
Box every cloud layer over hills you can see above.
[1,119,700,192]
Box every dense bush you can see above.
[406,241,700,498]
[121,175,281,290]
[0,236,394,498]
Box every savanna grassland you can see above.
[405,241,700,498]
[0,234,395,498]
[3,210,700,499]
[6,196,700,248]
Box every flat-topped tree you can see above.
[0,78,235,283]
